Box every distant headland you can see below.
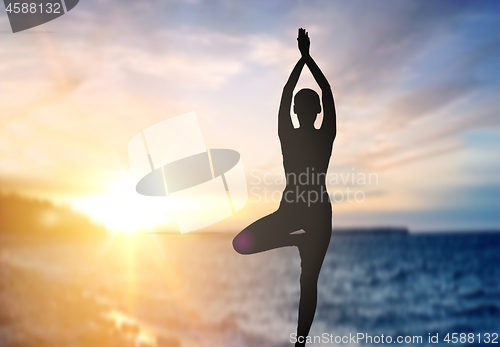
[332,227,409,234]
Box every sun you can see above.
[70,175,177,234]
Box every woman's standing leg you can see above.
[295,206,332,347]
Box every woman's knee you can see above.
[233,230,256,255]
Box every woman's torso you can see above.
[279,128,334,207]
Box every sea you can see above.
[0,231,499,346]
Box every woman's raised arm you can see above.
[278,57,305,138]
[299,28,336,137]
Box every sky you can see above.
[0,0,499,232]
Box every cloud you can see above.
[102,46,243,89]
[369,143,461,171]
[324,2,500,170]
[382,83,476,132]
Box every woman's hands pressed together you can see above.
[298,28,310,58]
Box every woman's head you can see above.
[293,88,321,127]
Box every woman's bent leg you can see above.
[233,208,297,255]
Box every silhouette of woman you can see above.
[233,28,336,346]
